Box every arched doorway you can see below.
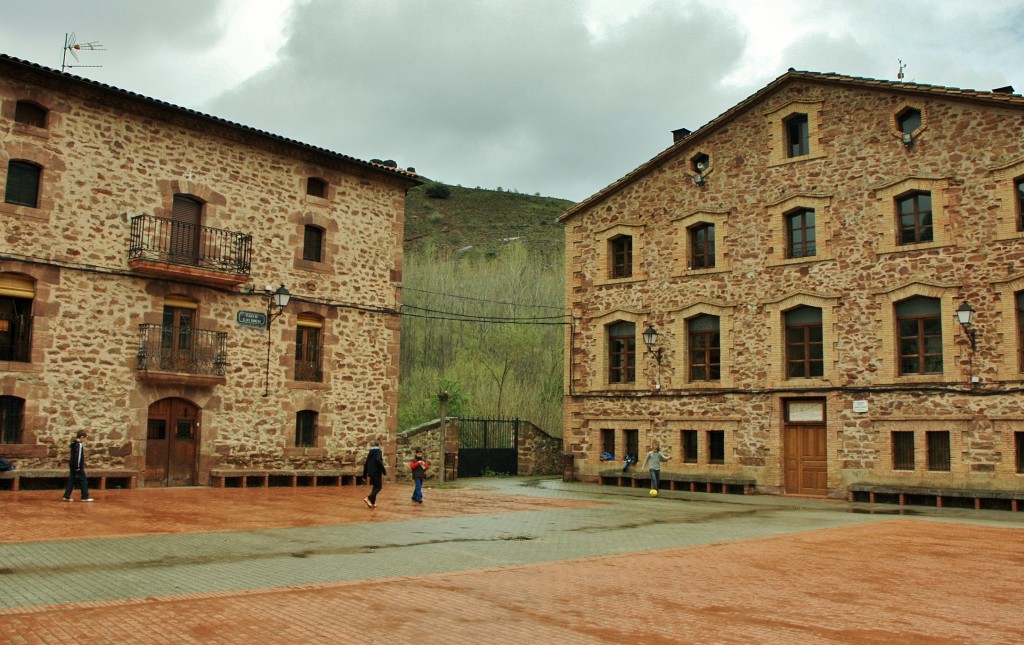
[145,398,200,486]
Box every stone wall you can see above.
[562,72,1024,497]
[397,418,563,480]
[0,58,416,483]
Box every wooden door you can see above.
[145,398,199,486]
[783,399,828,496]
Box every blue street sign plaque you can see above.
[237,310,267,329]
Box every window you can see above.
[1016,178,1024,232]
[1016,432,1024,474]
[160,298,196,372]
[785,114,809,157]
[785,307,823,378]
[0,396,23,443]
[786,208,816,258]
[624,429,639,461]
[689,223,715,269]
[4,161,41,207]
[307,177,326,198]
[897,191,933,245]
[607,321,635,384]
[14,101,47,128]
[707,430,725,465]
[1018,292,1024,372]
[681,430,698,463]
[926,431,950,472]
[295,410,317,447]
[303,225,324,263]
[601,428,615,458]
[892,431,915,470]
[0,283,33,363]
[688,315,720,381]
[896,297,942,375]
[295,314,324,382]
[609,235,632,278]
[691,152,709,173]
[897,108,922,136]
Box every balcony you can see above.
[136,324,227,387]
[295,359,324,383]
[128,215,252,287]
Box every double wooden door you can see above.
[145,398,199,486]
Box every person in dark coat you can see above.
[362,442,387,509]
[62,431,93,502]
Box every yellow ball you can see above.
[649,489,658,497]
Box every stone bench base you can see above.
[847,483,1023,512]
[209,468,361,489]
[598,469,755,495]
[0,469,138,492]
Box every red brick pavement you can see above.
[1,486,1022,644]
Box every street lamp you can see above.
[955,301,977,352]
[263,284,291,397]
[643,325,663,391]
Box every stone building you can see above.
[561,70,1024,503]
[0,54,419,487]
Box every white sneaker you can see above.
[83,498,94,502]
[62,497,73,502]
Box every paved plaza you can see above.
[1,477,1022,644]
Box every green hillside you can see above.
[404,180,574,255]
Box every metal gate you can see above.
[457,417,519,477]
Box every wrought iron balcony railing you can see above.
[129,215,252,275]
[294,358,324,382]
[137,324,228,376]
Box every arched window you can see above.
[607,321,635,384]
[687,315,720,381]
[895,297,942,375]
[785,307,823,378]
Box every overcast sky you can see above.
[2,0,1023,201]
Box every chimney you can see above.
[672,127,691,143]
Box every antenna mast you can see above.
[897,59,906,81]
[62,32,105,73]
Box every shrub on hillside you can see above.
[425,184,451,199]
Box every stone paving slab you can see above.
[1,478,1022,644]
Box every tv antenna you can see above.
[62,32,105,73]
[897,59,906,81]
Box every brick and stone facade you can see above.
[0,55,418,485]
[561,70,1024,499]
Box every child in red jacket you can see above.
[410,448,429,504]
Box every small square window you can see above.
[14,101,47,128]
[306,177,326,198]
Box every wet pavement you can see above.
[0,478,1022,644]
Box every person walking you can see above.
[62,430,93,502]
[362,442,387,509]
[639,441,671,494]
[409,448,429,504]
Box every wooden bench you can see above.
[598,469,756,495]
[847,483,1024,512]
[0,468,138,491]
[209,468,361,488]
